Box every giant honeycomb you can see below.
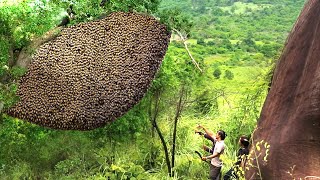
[7,12,171,130]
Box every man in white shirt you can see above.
[197,125,226,180]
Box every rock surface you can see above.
[245,0,320,179]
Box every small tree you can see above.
[213,68,222,79]
[197,38,206,46]
[224,69,234,80]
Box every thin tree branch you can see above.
[172,28,203,73]
[171,86,185,177]
[150,90,172,177]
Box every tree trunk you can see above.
[15,27,62,68]
[171,86,185,177]
[150,90,172,177]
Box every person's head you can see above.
[216,130,226,140]
[239,135,249,148]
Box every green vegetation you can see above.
[0,0,305,179]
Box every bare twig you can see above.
[172,28,203,73]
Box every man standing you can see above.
[196,125,226,180]
[223,135,250,180]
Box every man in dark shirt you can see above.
[223,135,250,180]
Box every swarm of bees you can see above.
[7,12,171,130]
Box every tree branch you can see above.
[150,90,172,177]
[172,28,203,73]
[171,85,186,176]
[16,27,63,68]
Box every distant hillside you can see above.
[160,0,306,41]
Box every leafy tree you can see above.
[0,0,188,178]
[258,43,281,58]
[207,40,216,46]
[224,69,234,80]
[193,90,219,115]
[213,68,222,79]
[222,39,233,50]
[157,7,193,35]
[230,6,236,13]
[0,1,60,110]
[197,38,206,45]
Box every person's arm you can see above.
[202,152,219,161]
[195,130,204,136]
[202,142,223,161]
[202,145,213,153]
[195,128,216,144]
[204,133,216,143]
[197,124,214,137]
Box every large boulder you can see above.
[245,0,320,179]
[7,12,171,130]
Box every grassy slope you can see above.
[220,2,272,14]
[158,0,305,177]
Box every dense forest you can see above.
[0,0,306,179]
